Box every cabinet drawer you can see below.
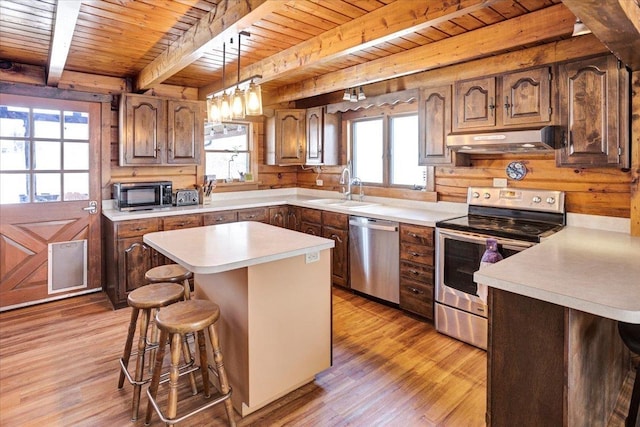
[322,211,348,229]
[202,210,237,225]
[237,207,269,223]
[300,207,322,225]
[400,224,434,246]
[400,278,434,320]
[400,243,434,266]
[400,261,434,284]
[300,222,322,236]
[162,214,203,230]
[116,218,160,238]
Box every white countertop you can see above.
[143,221,335,274]
[474,227,640,323]
[102,188,467,227]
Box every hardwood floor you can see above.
[0,287,633,426]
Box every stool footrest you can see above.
[119,356,196,387]
[145,386,232,425]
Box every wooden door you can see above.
[454,77,496,130]
[0,94,102,310]
[167,99,203,165]
[502,67,551,126]
[306,107,323,165]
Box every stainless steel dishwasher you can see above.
[349,216,399,303]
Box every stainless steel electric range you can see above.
[434,187,566,350]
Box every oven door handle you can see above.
[436,229,534,251]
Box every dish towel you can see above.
[478,238,503,303]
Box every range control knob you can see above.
[546,197,556,205]
[472,192,480,199]
[483,192,491,199]
[532,196,542,203]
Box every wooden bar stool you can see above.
[145,264,193,300]
[619,322,640,427]
[145,299,235,427]
[117,283,196,421]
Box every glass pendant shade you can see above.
[245,81,263,115]
[220,93,232,122]
[343,89,351,101]
[350,88,358,102]
[358,86,366,101]
[231,87,245,119]
[207,97,221,124]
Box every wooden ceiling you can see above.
[0,0,638,104]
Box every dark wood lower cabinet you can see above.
[488,288,628,427]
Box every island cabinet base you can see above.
[194,249,332,417]
[487,288,629,427]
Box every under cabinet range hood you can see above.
[446,126,563,154]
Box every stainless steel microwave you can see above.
[113,181,172,211]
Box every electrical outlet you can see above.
[316,179,323,186]
[493,178,508,187]
[305,251,320,264]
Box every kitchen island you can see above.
[475,227,640,426]
[144,221,335,417]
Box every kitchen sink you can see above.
[306,199,379,209]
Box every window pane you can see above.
[34,141,61,170]
[205,152,250,181]
[34,108,61,139]
[391,115,425,186]
[353,119,383,184]
[0,106,29,137]
[64,142,89,170]
[63,173,89,200]
[0,173,29,204]
[34,173,60,202]
[205,123,248,150]
[64,111,89,140]
[1,140,29,170]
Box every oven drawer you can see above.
[400,260,433,284]
[400,243,434,266]
[400,278,434,320]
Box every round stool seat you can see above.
[619,322,640,355]
[127,283,184,310]
[156,299,220,335]
[145,264,193,283]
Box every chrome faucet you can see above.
[340,166,352,200]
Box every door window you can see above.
[0,105,90,204]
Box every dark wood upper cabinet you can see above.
[305,106,340,166]
[418,85,452,165]
[453,67,553,131]
[265,109,307,165]
[501,67,551,126]
[119,94,203,166]
[556,55,630,168]
[453,77,496,130]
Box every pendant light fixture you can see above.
[245,79,263,115]
[231,32,247,119]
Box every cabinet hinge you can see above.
[618,146,623,156]
[548,107,552,115]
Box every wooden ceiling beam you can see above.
[199,0,496,98]
[561,0,640,70]
[268,3,575,104]
[47,0,82,87]
[134,0,284,92]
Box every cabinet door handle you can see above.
[489,97,495,116]
[504,96,511,111]
[247,214,256,219]
[410,251,423,257]
[330,233,343,243]
[305,228,317,235]
[409,232,420,238]
[409,269,420,276]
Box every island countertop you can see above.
[143,221,335,275]
[474,227,640,323]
